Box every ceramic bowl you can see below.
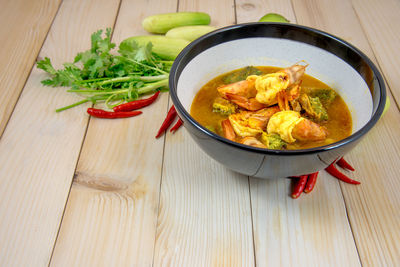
[169,23,386,178]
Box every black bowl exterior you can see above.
[177,107,362,178]
[170,23,386,178]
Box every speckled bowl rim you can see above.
[169,22,386,156]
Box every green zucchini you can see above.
[142,12,211,34]
[120,35,190,60]
[166,25,215,41]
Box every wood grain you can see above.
[351,0,400,104]
[153,131,255,267]
[152,0,255,266]
[0,0,398,266]
[291,0,400,265]
[49,0,178,266]
[0,0,61,136]
[236,0,361,266]
[250,174,361,267]
[0,0,121,266]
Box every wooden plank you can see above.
[154,133,255,266]
[235,0,361,265]
[250,175,361,266]
[351,0,400,104]
[345,0,400,265]
[49,0,177,266]
[0,0,61,136]
[0,0,121,266]
[340,98,400,266]
[291,0,400,265]
[154,135,255,266]
[152,0,255,266]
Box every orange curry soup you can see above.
[190,66,352,150]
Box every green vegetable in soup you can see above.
[206,125,217,133]
[222,66,262,84]
[300,94,328,122]
[308,88,337,106]
[261,133,287,149]
[212,97,237,115]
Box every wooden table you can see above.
[1,0,399,266]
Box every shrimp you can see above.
[217,79,256,99]
[277,84,301,111]
[229,106,280,137]
[247,106,280,130]
[292,119,328,141]
[281,62,308,85]
[217,79,265,111]
[240,137,267,149]
[225,93,267,111]
[224,110,326,148]
[221,119,236,141]
[221,126,267,148]
[255,62,307,106]
[216,62,307,110]
[267,110,327,143]
[229,111,263,137]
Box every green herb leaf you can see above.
[37,57,57,75]
[37,28,170,112]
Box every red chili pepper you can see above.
[336,157,355,171]
[304,172,318,193]
[87,108,142,119]
[113,91,160,112]
[325,163,360,185]
[170,118,183,133]
[291,175,308,199]
[156,105,177,138]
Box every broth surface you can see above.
[190,66,352,150]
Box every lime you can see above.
[259,13,290,23]
[382,96,390,116]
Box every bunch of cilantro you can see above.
[37,28,172,112]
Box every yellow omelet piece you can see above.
[228,111,263,137]
[267,111,304,143]
[247,73,289,106]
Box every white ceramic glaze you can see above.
[177,37,373,133]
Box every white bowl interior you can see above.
[177,38,373,133]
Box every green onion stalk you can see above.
[56,76,168,112]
